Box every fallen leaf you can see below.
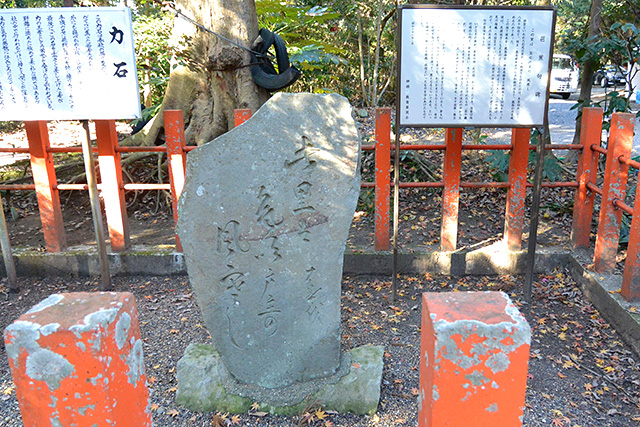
[551,417,565,426]
[211,413,226,426]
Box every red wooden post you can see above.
[165,110,188,252]
[571,108,604,249]
[622,181,640,300]
[5,292,152,426]
[234,109,252,127]
[441,128,463,251]
[419,292,530,426]
[96,120,130,252]
[25,121,67,252]
[594,113,635,273]
[375,108,391,251]
[503,128,530,251]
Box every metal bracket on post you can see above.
[81,120,111,291]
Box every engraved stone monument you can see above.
[176,93,383,414]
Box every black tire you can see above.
[250,29,301,91]
[601,78,608,88]
[561,93,570,100]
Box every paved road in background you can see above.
[548,86,640,156]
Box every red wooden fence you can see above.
[2,107,639,301]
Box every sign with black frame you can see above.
[390,5,557,301]
[397,5,556,128]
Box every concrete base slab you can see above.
[2,243,566,277]
[2,244,638,359]
[176,343,384,416]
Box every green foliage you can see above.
[486,148,510,182]
[486,129,564,183]
[0,0,63,7]
[132,12,173,108]
[0,121,22,134]
[256,0,348,94]
[571,90,640,134]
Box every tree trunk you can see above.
[139,0,270,146]
[568,0,602,160]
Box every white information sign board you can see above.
[0,7,140,121]
[399,6,555,127]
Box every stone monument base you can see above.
[176,344,384,416]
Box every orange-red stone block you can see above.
[419,291,530,426]
[4,292,152,427]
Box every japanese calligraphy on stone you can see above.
[176,93,360,389]
[0,7,140,121]
[399,7,554,127]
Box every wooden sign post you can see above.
[0,7,142,290]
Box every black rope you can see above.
[148,0,273,61]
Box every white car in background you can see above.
[549,54,579,99]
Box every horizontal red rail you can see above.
[539,182,579,188]
[0,140,583,160]
[591,144,607,155]
[618,155,640,170]
[586,182,603,196]
[48,147,87,153]
[364,143,583,153]
[116,146,167,153]
[530,144,583,151]
[124,183,171,190]
[362,181,579,189]
[0,139,583,157]
[613,199,634,215]
[0,147,29,153]
[0,184,35,190]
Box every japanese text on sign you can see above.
[0,7,140,121]
[399,7,554,127]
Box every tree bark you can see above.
[140,0,270,146]
[569,0,603,153]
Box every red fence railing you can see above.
[570,108,639,300]
[1,107,638,301]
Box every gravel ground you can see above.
[1,269,639,427]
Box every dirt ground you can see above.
[0,271,639,427]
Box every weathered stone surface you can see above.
[176,93,360,389]
[176,343,383,415]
